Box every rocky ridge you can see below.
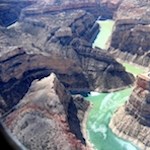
[0,0,123,27]
[110,73,150,150]
[0,1,135,149]
[0,9,134,114]
[3,73,89,150]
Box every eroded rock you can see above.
[0,9,134,114]
[110,72,150,150]
[109,0,150,67]
[3,73,89,150]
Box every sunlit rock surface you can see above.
[109,0,150,67]
[3,73,89,150]
[110,73,150,150]
[0,8,134,114]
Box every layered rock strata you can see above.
[0,0,36,26]
[0,46,133,115]
[0,0,123,27]
[3,73,89,150]
[108,0,150,67]
[0,9,134,114]
[110,72,150,150]
[0,1,136,149]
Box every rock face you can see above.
[110,72,150,150]
[109,0,150,66]
[0,0,35,26]
[0,7,134,114]
[0,0,123,27]
[98,0,122,19]
[0,2,134,149]
[3,73,89,150]
[21,0,100,18]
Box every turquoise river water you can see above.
[86,19,146,150]
[85,63,144,150]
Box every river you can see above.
[85,20,146,150]
[92,20,115,50]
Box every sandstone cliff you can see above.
[3,73,89,150]
[110,73,150,150]
[108,0,150,67]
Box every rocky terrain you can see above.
[0,0,135,149]
[110,73,150,150]
[0,7,134,114]
[0,0,122,27]
[4,0,150,70]
[0,0,36,26]
[3,73,89,150]
[108,0,150,67]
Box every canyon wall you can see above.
[0,1,135,149]
[110,73,150,150]
[0,0,36,26]
[0,8,134,114]
[0,0,122,27]
[3,73,89,150]
[109,0,150,67]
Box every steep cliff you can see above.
[98,0,122,19]
[0,8,134,114]
[109,0,150,67]
[0,0,36,26]
[0,0,123,27]
[3,73,90,150]
[0,46,133,114]
[110,73,150,150]
[0,1,136,149]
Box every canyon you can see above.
[0,0,134,149]
[110,73,150,150]
[0,0,150,150]
[108,0,150,67]
[3,73,89,150]
[0,1,134,116]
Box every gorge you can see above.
[0,0,150,150]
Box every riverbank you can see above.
[83,84,134,150]
[82,103,95,150]
[109,110,149,150]
[86,18,146,150]
[93,20,115,49]
[85,87,140,150]
[95,84,133,93]
[117,59,148,76]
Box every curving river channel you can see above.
[85,62,144,150]
[85,20,146,150]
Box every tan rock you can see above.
[110,72,150,150]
